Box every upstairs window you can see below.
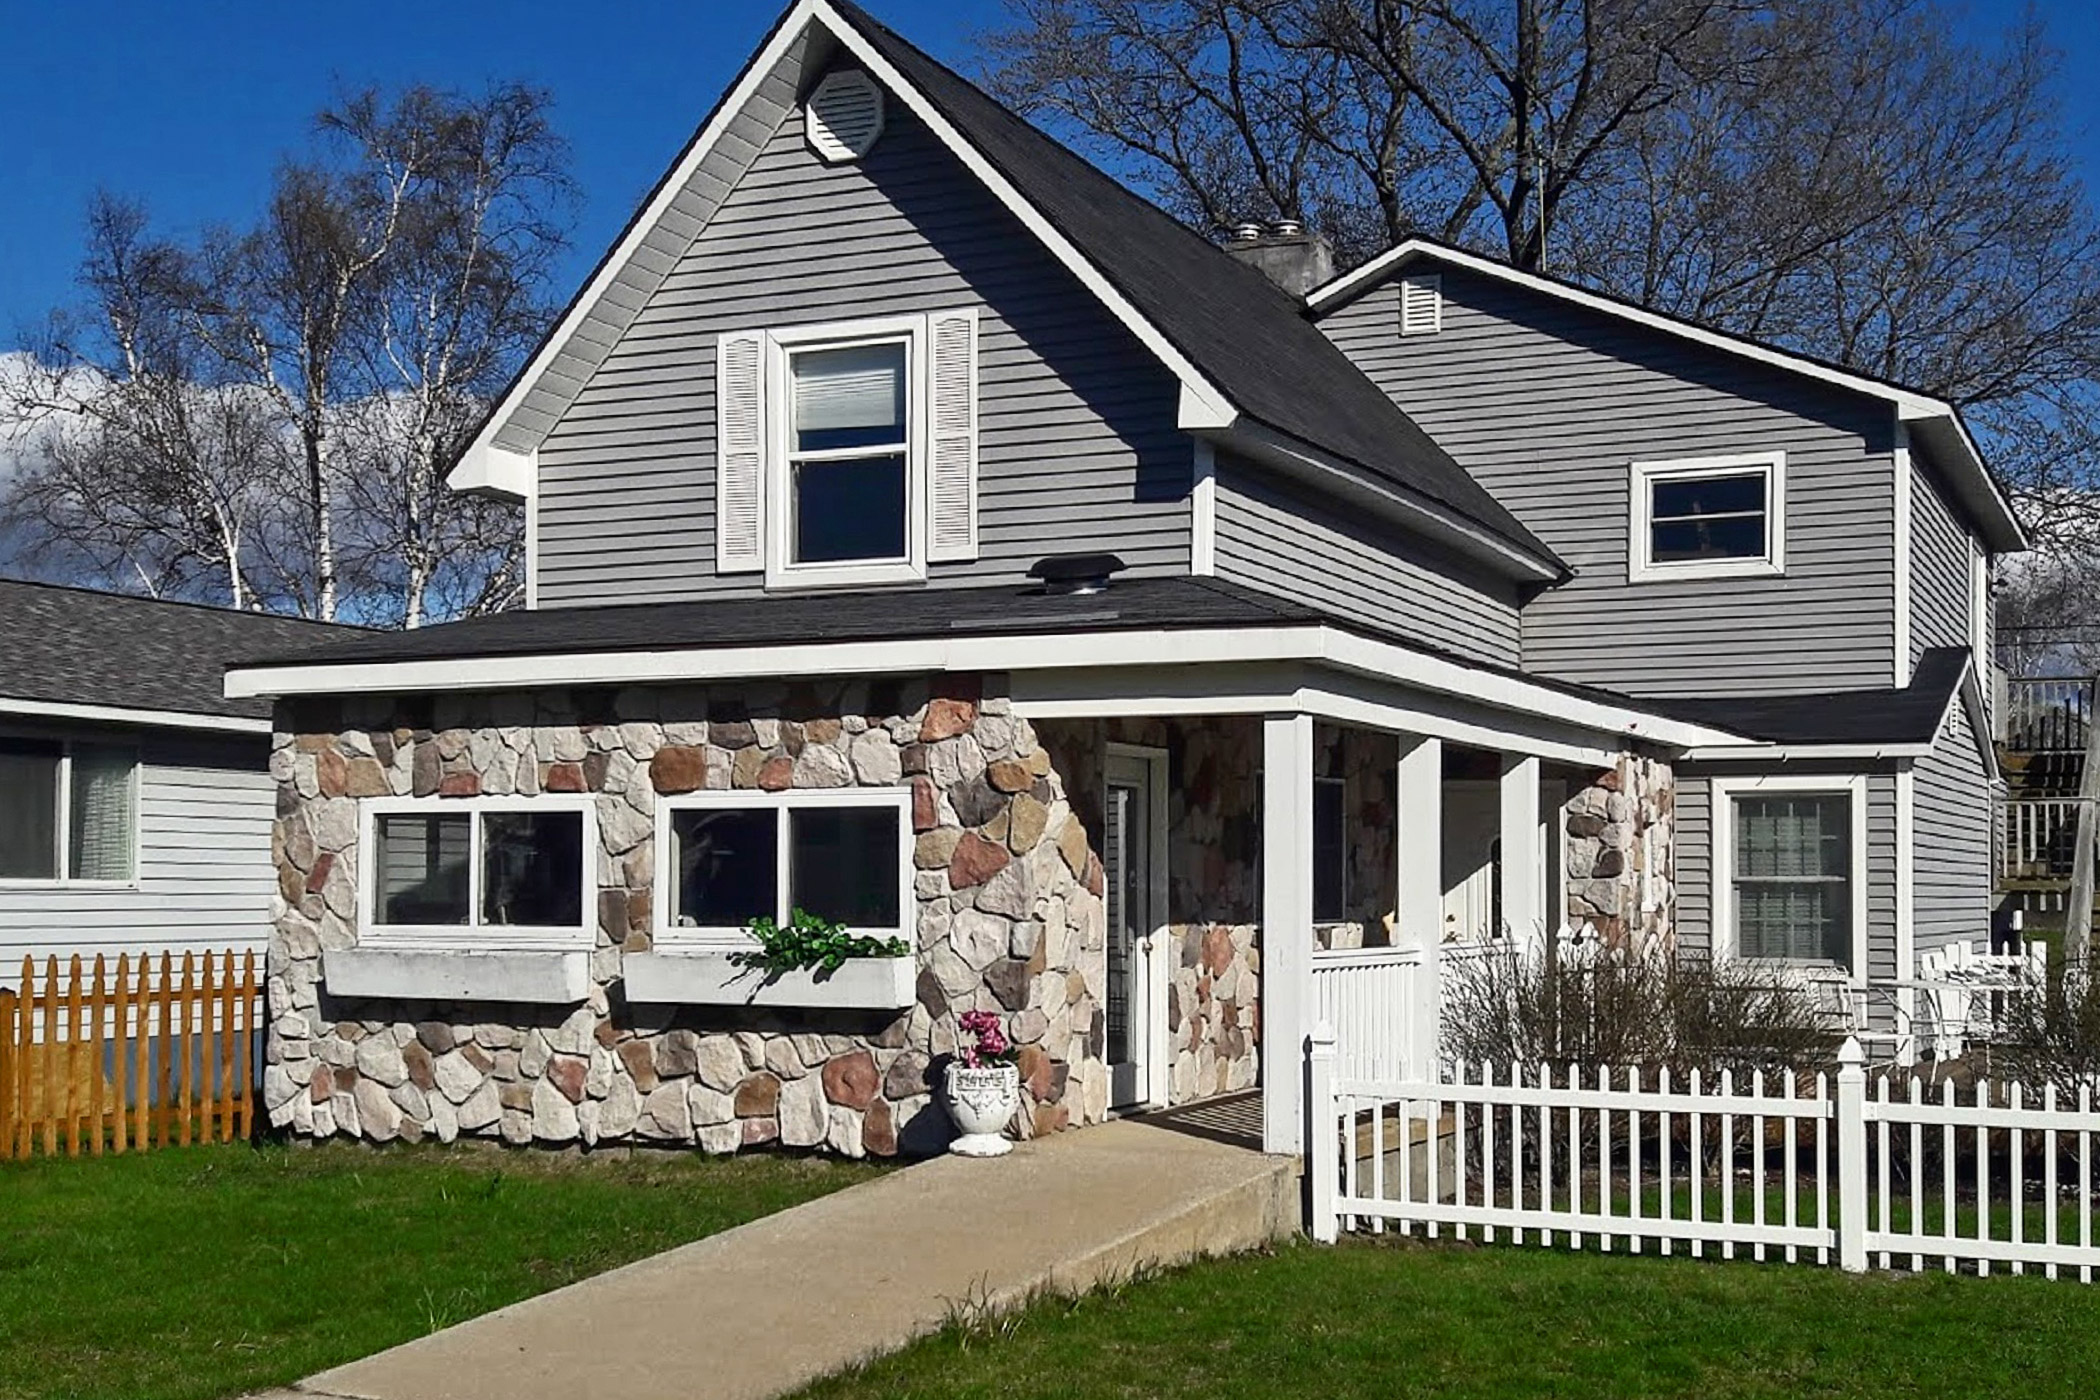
[0,739,137,885]
[1629,452,1785,582]
[715,311,979,589]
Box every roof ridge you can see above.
[0,576,349,630]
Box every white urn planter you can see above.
[942,1064,1021,1156]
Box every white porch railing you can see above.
[1310,945,1427,1083]
[1308,1031,2100,1279]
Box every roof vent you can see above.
[1028,552,1128,596]
[1400,273,1443,335]
[806,70,885,164]
[1227,221,1265,244]
[1269,217,1304,237]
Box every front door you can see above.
[1104,746,1167,1109]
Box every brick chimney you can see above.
[1223,219,1336,299]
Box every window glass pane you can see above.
[788,805,900,929]
[68,745,135,881]
[481,811,585,928]
[0,743,59,880]
[1734,794,1850,964]
[670,807,777,929]
[1651,473,1765,519]
[793,455,908,563]
[1651,515,1766,562]
[374,813,471,925]
[1313,778,1346,922]
[791,343,906,452]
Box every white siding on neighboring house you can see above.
[1210,453,1522,667]
[0,730,274,976]
[1913,696,1993,953]
[1319,266,1900,699]
[534,84,1190,606]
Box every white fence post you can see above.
[1836,1036,1868,1273]
[1307,1020,1339,1243]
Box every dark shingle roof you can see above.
[1664,647,1972,746]
[825,2,1561,574]
[0,580,347,721]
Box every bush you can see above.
[1992,956,2100,1097]
[1439,938,1840,1078]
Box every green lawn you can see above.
[800,1237,2100,1400]
[1,1141,880,1400]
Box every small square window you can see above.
[1630,453,1784,581]
[375,813,472,925]
[481,811,585,928]
[660,794,910,941]
[670,807,778,928]
[366,803,590,942]
[790,805,901,928]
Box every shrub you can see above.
[1439,937,1839,1079]
[1993,956,2100,1097]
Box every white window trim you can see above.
[1711,773,1869,983]
[0,738,141,890]
[356,794,597,953]
[1628,451,1787,583]
[763,313,929,591]
[652,786,916,948]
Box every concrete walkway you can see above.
[283,1117,1297,1400]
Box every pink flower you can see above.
[958,1010,1015,1069]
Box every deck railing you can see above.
[2004,677,2095,755]
[2003,798,2086,882]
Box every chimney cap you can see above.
[1269,217,1304,236]
[1227,220,1265,244]
[1027,552,1129,595]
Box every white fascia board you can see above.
[450,0,1240,495]
[1204,418,1564,584]
[1683,742,1929,764]
[1309,239,2028,551]
[226,622,1739,752]
[0,695,272,736]
[449,441,536,502]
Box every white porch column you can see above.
[1395,735,1443,1074]
[1262,711,1315,1155]
[1500,754,1545,943]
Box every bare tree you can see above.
[2,83,571,625]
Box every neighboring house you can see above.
[223,0,2023,1161]
[0,581,342,976]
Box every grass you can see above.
[0,1139,881,1400]
[799,1237,2100,1400]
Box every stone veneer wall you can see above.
[1562,752,1676,948]
[260,677,1108,1157]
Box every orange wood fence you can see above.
[1,950,260,1159]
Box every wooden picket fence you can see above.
[0,951,260,1159]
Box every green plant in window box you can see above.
[729,909,910,976]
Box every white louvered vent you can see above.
[715,331,766,574]
[926,309,980,562]
[1400,274,1443,336]
[806,70,885,164]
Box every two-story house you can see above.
[224,0,2022,1159]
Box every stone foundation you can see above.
[261,677,1109,1156]
[1562,751,1676,948]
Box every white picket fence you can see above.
[1308,1029,2100,1279]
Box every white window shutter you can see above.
[715,330,765,574]
[926,309,979,563]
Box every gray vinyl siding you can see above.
[1210,454,1521,666]
[1914,697,1992,953]
[1674,763,1899,990]
[1319,267,1900,698]
[535,78,1190,607]
[0,729,274,975]
[1910,453,1972,664]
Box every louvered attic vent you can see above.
[806,70,885,163]
[1400,274,1443,336]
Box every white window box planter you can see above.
[624,950,916,1010]
[323,948,591,1004]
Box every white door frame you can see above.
[1105,742,1172,1110]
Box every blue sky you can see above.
[1,0,2093,348]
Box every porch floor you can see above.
[276,1119,1298,1400]
[1128,1089,1264,1150]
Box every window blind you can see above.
[1734,793,1850,964]
[68,745,136,881]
